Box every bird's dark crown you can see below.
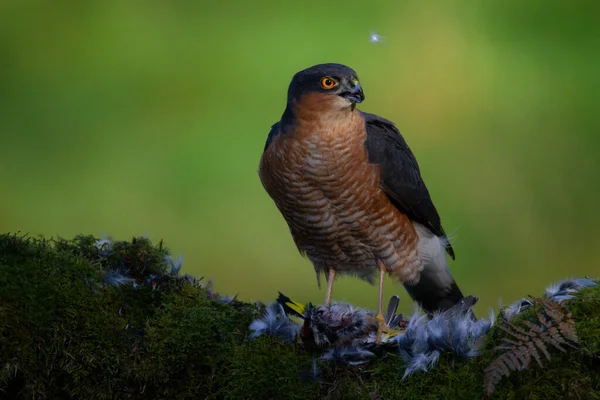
[286,63,361,104]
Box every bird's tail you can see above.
[403,223,466,314]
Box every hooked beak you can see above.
[340,81,364,104]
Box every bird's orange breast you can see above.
[259,96,422,284]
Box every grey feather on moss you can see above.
[204,279,237,304]
[501,278,596,320]
[545,277,597,303]
[249,302,300,343]
[402,351,440,379]
[95,236,113,258]
[299,359,322,383]
[321,345,375,366]
[164,254,184,275]
[502,298,534,320]
[103,270,136,287]
[397,297,491,377]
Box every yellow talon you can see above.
[375,312,390,344]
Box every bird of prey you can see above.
[258,63,464,339]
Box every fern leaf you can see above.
[498,323,528,341]
[513,346,530,367]
[504,351,521,370]
[533,337,552,361]
[525,339,544,367]
[483,353,513,396]
[483,297,579,397]
[543,327,569,352]
[558,316,578,343]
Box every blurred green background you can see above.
[1,1,599,316]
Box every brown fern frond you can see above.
[523,321,566,356]
[483,351,517,396]
[558,322,578,346]
[533,296,563,320]
[483,297,579,397]
[498,322,529,341]
[525,338,544,367]
[536,295,579,346]
[546,326,569,350]
[532,336,552,361]
[557,312,578,344]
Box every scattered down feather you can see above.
[164,254,184,275]
[248,278,595,375]
[402,351,441,379]
[204,279,238,304]
[321,345,375,366]
[95,236,114,259]
[544,277,597,303]
[502,278,597,320]
[502,298,534,320]
[397,296,494,379]
[88,235,233,299]
[249,302,300,343]
[102,270,136,287]
[299,359,322,383]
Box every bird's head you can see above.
[286,63,365,112]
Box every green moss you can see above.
[138,287,260,398]
[572,286,600,357]
[221,337,318,400]
[0,233,598,399]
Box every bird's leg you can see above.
[324,268,336,309]
[375,260,390,343]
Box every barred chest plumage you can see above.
[259,103,423,284]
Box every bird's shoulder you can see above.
[359,111,421,176]
[263,121,281,152]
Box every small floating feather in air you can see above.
[369,31,386,44]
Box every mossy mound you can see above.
[0,233,598,399]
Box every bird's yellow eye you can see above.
[320,77,338,89]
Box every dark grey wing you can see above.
[361,111,455,260]
[263,121,281,152]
